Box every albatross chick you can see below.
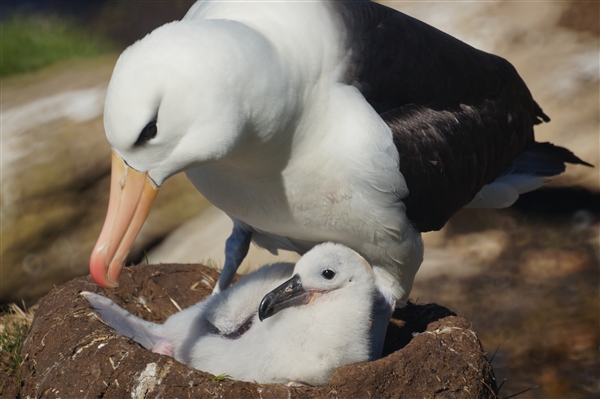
[83,243,375,385]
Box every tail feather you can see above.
[533,101,551,124]
[81,291,165,350]
[466,142,592,209]
[505,142,593,177]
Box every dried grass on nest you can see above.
[1,303,37,374]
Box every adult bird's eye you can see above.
[134,120,158,146]
[321,269,335,280]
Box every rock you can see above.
[412,206,600,398]
[21,264,497,399]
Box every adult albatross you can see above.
[89,0,590,356]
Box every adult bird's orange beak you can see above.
[89,151,159,288]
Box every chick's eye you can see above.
[321,269,335,280]
[134,120,158,146]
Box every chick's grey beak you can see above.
[258,274,309,321]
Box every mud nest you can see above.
[21,263,497,398]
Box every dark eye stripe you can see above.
[134,118,158,146]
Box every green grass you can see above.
[202,258,221,270]
[1,304,33,372]
[211,374,232,382]
[1,14,113,77]
[0,317,28,373]
[0,303,35,398]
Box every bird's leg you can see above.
[369,288,394,360]
[213,226,252,294]
[151,340,174,357]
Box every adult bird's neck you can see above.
[182,2,351,178]
[195,21,311,180]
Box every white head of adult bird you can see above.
[83,243,375,385]
[89,0,591,357]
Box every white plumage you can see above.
[89,0,589,361]
[97,0,420,306]
[83,243,375,385]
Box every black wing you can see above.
[336,1,554,231]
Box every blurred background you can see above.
[1,1,598,398]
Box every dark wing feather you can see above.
[336,1,550,231]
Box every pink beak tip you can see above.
[89,254,119,289]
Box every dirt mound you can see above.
[20,263,496,398]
